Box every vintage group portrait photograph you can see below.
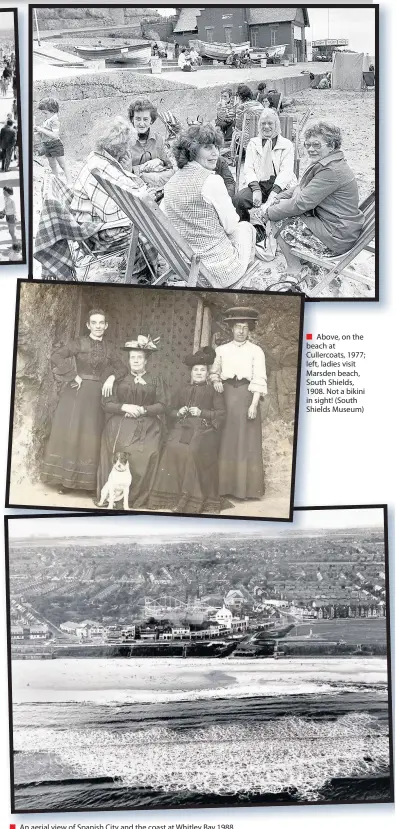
[0,7,25,264]
[30,4,377,299]
[5,506,392,812]
[7,280,303,521]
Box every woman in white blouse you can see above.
[233,109,297,223]
[210,306,267,500]
[162,123,256,288]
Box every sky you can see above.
[8,508,385,541]
[156,6,375,55]
[0,12,14,31]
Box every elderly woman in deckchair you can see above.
[260,122,364,281]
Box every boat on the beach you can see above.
[189,39,250,61]
[250,44,288,63]
[74,41,151,62]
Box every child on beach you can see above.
[215,86,236,142]
[0,186,18,246]
[34,97,70,182]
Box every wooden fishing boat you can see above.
[74,41,150,61]
[250,44,288,62]
[189,39,250,61]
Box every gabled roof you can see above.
[247,7,309,27]
[173,7,201,34]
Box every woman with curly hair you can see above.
[261,121,365,277]
[162,123,256,288]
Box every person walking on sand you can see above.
[0,117,16,171]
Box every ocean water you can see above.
[13,689,392,811]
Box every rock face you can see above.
[11,286,301,500]
[37,7,161,31]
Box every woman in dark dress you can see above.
[210,307,267,501]
[41,308,125,492]
[149,346,225,514]
[97,336,168,509]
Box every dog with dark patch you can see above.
[97,452,132,510]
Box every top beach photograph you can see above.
[30,4,377,300]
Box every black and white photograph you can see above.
[7,280,303,520]
[30,4,376,299]
[0,8,25,264]
[6,506,393,812]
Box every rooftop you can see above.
[173,7,201,34]
[247,7,310,27]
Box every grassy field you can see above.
[287,617,386,645]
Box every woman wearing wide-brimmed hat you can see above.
[97,335,169,509]
[149,346,225,514]
[210,307,267,501]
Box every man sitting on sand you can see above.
[128,98,176,192]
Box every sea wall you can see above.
[33,69,311,167]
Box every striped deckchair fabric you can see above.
[292,192,376,297]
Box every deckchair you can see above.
[92,170,214,287]
[362,71,375,90]
[290,192,376,297]
[92,170,266,289]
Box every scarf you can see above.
[258,135,277,182]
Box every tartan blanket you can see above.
[34,176,116,280]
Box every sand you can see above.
[12,656,387,704]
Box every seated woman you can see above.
[215,86,236,142]
[149,346,225,514]
[261,122,365,279]
[70,116,156,278]
[162,123,256,289]
[127,98,175,191]
[97,336,169,510]
[233,110,297,223]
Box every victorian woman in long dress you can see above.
[97,336,168,509]
[149,346,225,514]
[41,308,125,493]
[210,307,267,500]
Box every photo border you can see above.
[0,7,27,266]
[5,276,304,523]
[4,504,393,813]
[28,2,379,301]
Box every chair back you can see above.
[92,171,212,285]
[279,114,294,141]
[362,71,375,88]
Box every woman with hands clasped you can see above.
[41,309,126,494]
[210,307,267,501]
[149,346,225,514]
[97,336,168,509]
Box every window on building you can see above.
[205,27,214,43]
[270,29,277,46]
[224,26,232,44]
[251,28,258,47]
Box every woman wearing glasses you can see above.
[261,122,364,280]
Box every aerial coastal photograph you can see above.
[7,507,392,811]
[31,5,376,298]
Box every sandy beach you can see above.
[12,656,387,704]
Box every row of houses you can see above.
[11,624,50,642]
[172,7,309,63]
[58,606,250,644]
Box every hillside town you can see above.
[9,528,387,655]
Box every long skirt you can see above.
[149,426,221,514]
[41,379,103,491]
[97,415,163,509]
[219,382,264,499]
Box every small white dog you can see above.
[97,452,132,510]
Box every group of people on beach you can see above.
[34,82,364,292]
[41,306,267,515]
[0,53,21,259]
